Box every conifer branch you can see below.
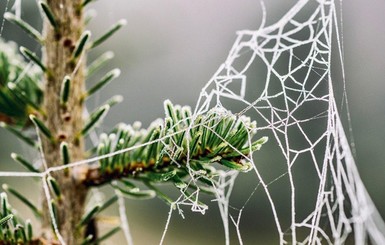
[84,101,267,189]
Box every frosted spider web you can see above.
[162,0,385,244]
[0,0,385,244]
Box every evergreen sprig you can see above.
[0,39,42,127]
[84,100,267,204]
[0,192,35,243]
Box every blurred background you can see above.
[0,0,384,244]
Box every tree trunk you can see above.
[41,1,88,243]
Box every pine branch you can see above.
[0,39,42,127]
[84,101,267,189]
[0,192,37,243]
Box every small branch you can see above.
[83,103,267,187]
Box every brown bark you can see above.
[41,1,89,243]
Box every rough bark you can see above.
[41,1,89,243]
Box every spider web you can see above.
[0,0,384,244]
[162,0,385,244]
[181,0,385,244]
